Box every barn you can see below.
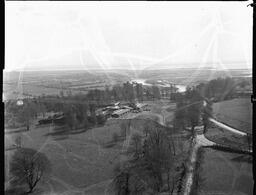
[111,108,131,118]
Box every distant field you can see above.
[3,83,89,99]
[199,148,253,195]
[212,98,252,133]
[3,70,131,100]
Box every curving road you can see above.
[209,118,247,136]
[183,131,216,195]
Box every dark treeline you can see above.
[4,82,161,130]
[173,76,251,135]
[5,98,105,131]
[5,76,250,132]
[195,77,251,101]
[42,81,161,105]
[112,123,187,194]
[85,82,162,103]
[173,86,203,136]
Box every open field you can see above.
[198,148,253,195]
[205,126,251,151]
[5,125,120,194]
[212,98,252,133]
[129,100,176,127]
[3,84,70,99]
[136,68,252,86]
[5,120,132,194]
[3,70,131,100]
[5,112,181,194]
[4,69,251,100]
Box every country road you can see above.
[203,100,249,136]
[183,133,215,195]
[209,118,248,136]
[105,101,251,195]
[183,101,252,195]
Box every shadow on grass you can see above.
[204,145,252,156]
[5,186,27,195]
[102,142,116,148]
[230,155,252,163]
[5,146,18,151]
[44,127,89,138]
[5,128,28,135]
[44,123,106,138]
[102,136,126,148]
[53,136,69,141]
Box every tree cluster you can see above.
[113,125,186,194]
[174,87,203,135]
[195,77,237,101]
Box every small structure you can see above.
[135,103,148,110]
[111,108,131,118]
[53,115,65,125]
[114,102,120,106]
[38,112,64,125]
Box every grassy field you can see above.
[198,148,253,195]
[5,99,181,194]
[205,126,251,151]
[212,98,252,133]
[142,100,176,125]
[3,83,89,99]
[3,70,131,100]
[5,120,133,194]
[5,115,177,194]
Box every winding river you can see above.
[130,79,187,92]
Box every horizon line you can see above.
[4,67,252,72]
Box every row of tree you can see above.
[173,76,252,135]
[5,98,106,131]
[173,84,213,136]
[5,81,163,130]
[112,122,187,194]
[195,77,244,101]
[85,82,162,103]
[62,103,106,130]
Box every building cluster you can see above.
[96,102,148,118]
[38,112,65,125]
[37,102,148,125]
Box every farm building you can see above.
[38,112,64,125]
[135,103,148,110]
[111,108,131,118]
[120,105,133,110]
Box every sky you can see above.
[5,1,253,71]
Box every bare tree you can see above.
[17,102,38,131]
[143,122,152,137]
[202,100,213,134]
[129,133,143,158]
[10,148,51,193]
[120,121,130,138]
[113,162,131,195]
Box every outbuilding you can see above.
[111,108,131,118]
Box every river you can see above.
[130,79,187,92]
